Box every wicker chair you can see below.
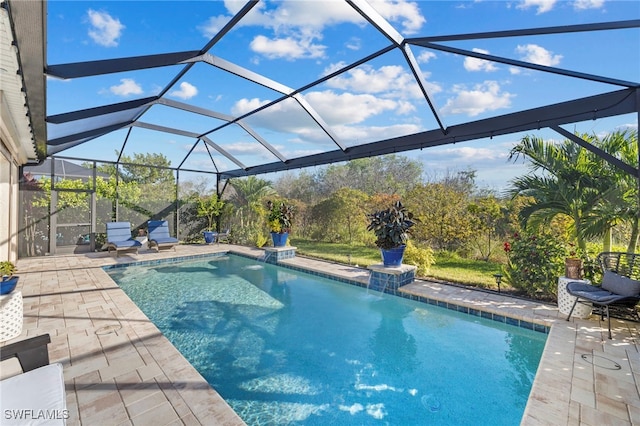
[566,252,640,338]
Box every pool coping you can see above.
[3,244,639,425]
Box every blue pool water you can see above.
[107,254,547,425]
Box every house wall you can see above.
[0,135,19,264]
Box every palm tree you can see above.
[229,176,276,229]
[581,130,639,252]
[508,131,639,253]
[507,135,605,252]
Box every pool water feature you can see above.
[107,254,547,425]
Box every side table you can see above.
[558,276,592,318]
[0,291,23,342]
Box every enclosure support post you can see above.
[175,169,180,240]
[90,161,97,252]
[215,174,222,233]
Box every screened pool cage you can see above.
[19,157,225,257]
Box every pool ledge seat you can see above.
[0,334,67,425]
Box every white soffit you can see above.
[0,3,40,163]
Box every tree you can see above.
[406,181,474,251]
[508,131,639,253]
[318,155,422,197]
[467,195,504,261]
[98,152,174,185]
[197,194,225,231]
[507,135,604,252]
[580,130,639,252]
[274,170,320,204]
[309,188,369,243]
[228,176,276,244]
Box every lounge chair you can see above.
[105,222,142,257]
[0,334,67,425]
[215,228,230,244]
[147,220,179,251]
[566,252,640,338]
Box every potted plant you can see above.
[0,261,18,295]
[197,194,225,244]
[267,200,294,247]
[367,201,417,267]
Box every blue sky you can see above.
[46,0,640,192]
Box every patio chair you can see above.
[105,222,142,257]
[566,252,640,338]
[0,334,67,425]
[215,228,230,244]
[147,220,179,251]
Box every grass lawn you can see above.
[292,238,502,290]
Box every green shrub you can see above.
[502,232,565,297]
[255,233,268,248]
[404,241,435,276]
[0,261,16,276]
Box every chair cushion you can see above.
[0,363,66,425]
[151,237,178,244]
[109,239,141,248]
[601,270,640,297]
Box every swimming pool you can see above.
[107,254,547,425]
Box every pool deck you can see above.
[2,244,639,425]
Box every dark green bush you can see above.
[502,232,565,297]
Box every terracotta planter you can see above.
[564,258,583,280]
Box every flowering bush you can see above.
[502,231,566,297]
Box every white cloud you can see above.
[110,78,142,96]
[200,0,426,60]
[87,9,124,47]
[509,67,521,75]
[417,51,436,64]
[345,37,361,51]
[440,81,514,117]
[430,146,509,162]
[305,90,399,124]
[250,35,326,60]
[231,97,272,116]
[232,91,399,128]
[198,15,232,38]
[464,48,498,72]
[229,89,425,147]
[322,62,348,76]
[368,0,426,34]
[573,0,605,10]
[169,82,198,100]
[326,64,442,99]
[516,44,562,66]
[517,0,556,14]
[334,123,422,145]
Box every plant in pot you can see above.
[366,201,417,267]
[267,200,294,247]
[197,194,225,244]
[564,242,583,280]
[0,261,18,295]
